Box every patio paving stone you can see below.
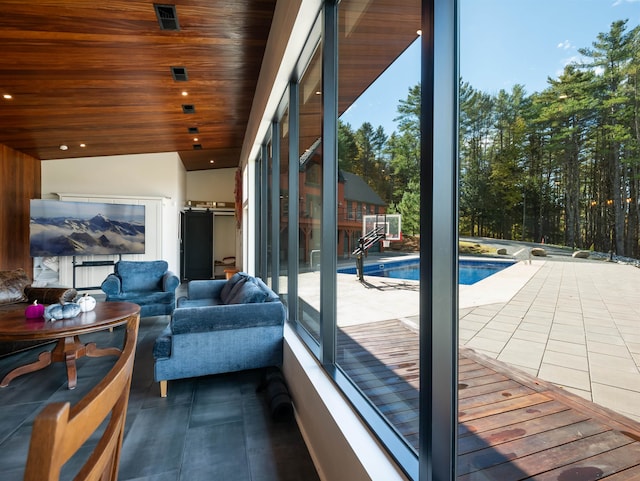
[537,364,591,391]
[541,350,589,372]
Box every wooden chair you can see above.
[23,313,140,481]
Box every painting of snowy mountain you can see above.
[30,199,145,257]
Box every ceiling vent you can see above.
[188,127,199,134]
[171,66,188,82]
[154,4,180,31]
[193,144,203,150]
[182,104,195,114]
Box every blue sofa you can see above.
[153,273,286,397]
[101,260,179,317]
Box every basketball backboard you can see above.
[363,214,401,241]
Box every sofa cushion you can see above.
[220,272,249,303]
[107,290,174,306]
[227,281,269,305]
[177,297,224,308]
[115,260,168,292]
[0,268,30,305]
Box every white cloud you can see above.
[557,40,573,50]
[555,55,584,78]
[563,54,582,66]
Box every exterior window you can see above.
[279,106,290,297]
[265,139,274,287]
[253,1,462,478]
[297,43,323,340]
[336,0,421,456]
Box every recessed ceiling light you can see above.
[181,91,188,96]
[59,144,68,151]
[209,160,215,164]
[417,29,422,36]
[80,143,86,148]
[193,137,198,142]
[3,94,12,100]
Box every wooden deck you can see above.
[337,319,640,480]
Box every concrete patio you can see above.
[459,254,640,423]
[328,247,640,423]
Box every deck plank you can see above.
[337,319,640,479]
[527,442,640,480]
[458,409,587,455]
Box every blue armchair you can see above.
[101,260,179,317]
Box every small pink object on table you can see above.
[25,301,45,319]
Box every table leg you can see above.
[85,342,121,358]
[50,336,84,390]
[64,348,79,390]
[0,335,122,389]
[53,336,120,389]
[0,350,53,387]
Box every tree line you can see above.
[339,20,640,257]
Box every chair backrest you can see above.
[115,260,168,292]
[23,314,140,481]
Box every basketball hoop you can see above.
[382,240,390,248]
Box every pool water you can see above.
[338,258,515,285]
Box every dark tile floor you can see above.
[0,315,320,481]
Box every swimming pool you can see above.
[338,257,516,285]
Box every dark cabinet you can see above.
[180,211,213,281]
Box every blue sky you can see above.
[341,0,640,135]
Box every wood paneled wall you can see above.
[0,144,40,271]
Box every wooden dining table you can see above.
[0,301,140,389]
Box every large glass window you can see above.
[254,1,457,477]
[458,2,640,480]
[297,44,324,340]
[336,0,421,454]
[265,138,274,287]
[279,106,290,299]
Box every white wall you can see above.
[284,325,410,481]
[214,214,236,260]
[41,152,186,280]
[42,152,185,201]
[185,168,236,205]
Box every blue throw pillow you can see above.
[253,276,279,302]
[220,272,248,303]
[227,281,269,304]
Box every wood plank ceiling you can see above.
[0,0,276,171]
[0,0,420,172]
